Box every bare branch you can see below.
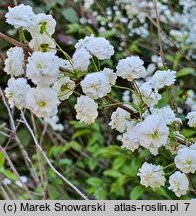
[21,111,89,200]
[153,0,166,69]
[105,95,139,118]
[0,146,32,199]
[0,32,32,52]
[0,88,40,185]
[146,15,195,69]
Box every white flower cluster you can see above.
[137,162,166,188]
[168,171,189,197]
[4,47,24,76]
[4,51,61,119]
[81,72,111,99]
[52,76,75,101]
[62,48,92,72]
[109,107,130,133]
[116,56,146,81]
[4,4,71,120]
[175,146,196,174]
[120,114,169,155]
[76,67,116,123]
[45,115,64,131]
[74,96,98,124]
[109,58,178,155]
[83,0,94,10]
[5,77,30,109]
[4,4,116,125]
[26,51,61,85]
[116,56,176,107]
[186,111,196,128]
[108,55,194,196]
[6,4,56,52]
[75,34,114,60]
[143,106,182,125]
[137,161,191,197]
[121,122,140,152]
[84,0,196,58]
[185,90,196,111]
[185,90,196,128]
[138,115,169,155]
[137,143,196,197]
[5,4,35,29]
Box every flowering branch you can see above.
[1,3,195,199]
[105,95,139,118]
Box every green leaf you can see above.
[62,8,78,23]
[0,152,5,167]
[112,156,126,170]
[121,159,141,177]
[69,142,82,152]
[57,0,66,6]
[86,177,103,186]
[49,146,63,157]
[62,141,82,152]
[173,52,181,70]
[181,129,196,138]
[165,54,175,63]
[110,182,125,196]
[0,133,6,145]
[98,145,126,158]
[94,188,107,199]
[103,169,122,178]
[117,175,129,186]
[130,186,144,200]
[59,159,73,165]
[17,128,31,146]
[72,129,91,139]
[99,30,116,38]
[87,144,101,153]
[0,168,17,181]
[157,91,169,108]
[67,23,85,34]
[177,68,195,78]
[153,188,171,199]
[128,40,140,53]
[84,26,95,34]
[87,158,98,171]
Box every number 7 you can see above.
[184,203,190,211]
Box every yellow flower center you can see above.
[38,101,46,107]
[151,131,159,139]
[60,84,68,92]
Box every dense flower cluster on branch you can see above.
[1,3,196,199]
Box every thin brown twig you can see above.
[153,0,166,69]
[13,0,17,6]
[0,186,10,199]
[105,95,139,118]
[30,113,47,199]
[188,175,196,195]
[21,111,89,200]
[0,32,26,49]
[0,146,32,199]
[146,15,195,68]
[0,89,40,185]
